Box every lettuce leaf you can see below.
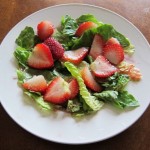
[101,73,130,91]
[15,26,36,49]
[17,69,31,84]
[76,14,103,25]
[67,100,81,113]
[17,70,53,111]
[14,46,31,68]
[53,15,78,50]
[117,91,139,108]
[64,62,104,111]
[94,90,139,109]
[72,27,97,49]
[25,91,53,111]
[97,24,130,47]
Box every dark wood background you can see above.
[0,0,150,150]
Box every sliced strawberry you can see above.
[90,55,118,78]
[23,75,47,93]
[62,47,88,64]
[75,21,97,37]
[80,66,102,92]
[44,77,71,104]
[103,43,124,65]
[44,37,64,60]
[89,34,104,59]
[106,37,120,45]
[37,21,54,41]
[69,79,79,99]
[28,43,54,69]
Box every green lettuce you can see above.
[101,73,130,91]
[72,27,97,49]
[17,70,53,111]
[53,15,78,50]
[76,14,103,25]
[15,26,36,49]
[25,91,53,111]
[67,100,81,113]
[64,62,104,111]
[17,69,31,84]
[14,46,31,68]
[96,24,130,47]
[94,90,139,109]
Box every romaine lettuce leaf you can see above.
[67,100,81,113]
[14,46,31,68]
[124,44,135,55]
[117,90,139,108]
[53,15,78,50]
[101,73,130,91]
[94,90,139,109]
[17,69,31,84]
[25,91,53,111]
[60,15,78,36]
[15,26,35,49]
[72,27,97,49]
[64,62,104,111]
[97,24,130,47]
[76,14,103,25]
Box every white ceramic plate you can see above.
[0,4,150,144]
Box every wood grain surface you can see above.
[0,0,150,150]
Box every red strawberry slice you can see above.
[28,43,54,69]
[75,21,97,37]
[69,79,79,99]
[37,21,54,40]
[106,37,120,45]
[103,43,124,65]
[44,37,64,60]
[44,77,71,104]
[80,66,102,92]
[62,47,88,64]
[89,34,104,59]
[23,75,47,93]
[90,55,118,78]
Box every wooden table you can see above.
[0,0,150,149]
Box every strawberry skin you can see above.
[69,79,79,99]
[80,66,102,92]
[103,43,124,65]
[44,37,64,60]
[75,21,97,37]
[28,43,54,69]
[62,47,88,64]
[89,34,104,59]
[44,77,71,104]
[106,37,120,45]
[90,55,118,78]
[23,75,47,93]
[37,21,54,41]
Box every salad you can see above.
[14,14,142,117]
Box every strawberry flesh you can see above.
[80,66,102,92]
[90,55,118,78]
[37,21,54,41]
[69,79,79,99]
[62,47,88,64]
[89,34,104,59]
[44,37,64,60]
[23,75,47,93]
[75,21,97,37]
[103,43,124,65]
[28,43,54,69]
[44,77,71,104]
[106,37,120,45]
